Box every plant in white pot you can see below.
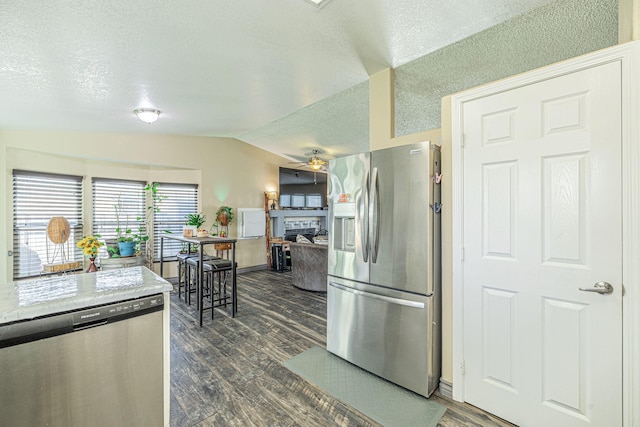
[184,212,206,237]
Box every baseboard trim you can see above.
[237,264,268,274]
[439,379,453,399]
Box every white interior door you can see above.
[462,61,622,426]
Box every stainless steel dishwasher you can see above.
[0,294,165,427]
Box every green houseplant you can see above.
[114,197,137,257]
[215,206,233,226]
[185,212,207,229]
[116,225,140,257]
[114,182,165,260]
[139,182,168,267]
[183,212,206,238]
[215,206,233,238]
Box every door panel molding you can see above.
[451,41,640,426]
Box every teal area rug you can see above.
[284,346,446,427]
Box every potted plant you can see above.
[104,237,119,258]
[216,206,233,226]
[113,197,134,257]
[110,183,165,261]
[215,206,233,237]
[184,212,206,237]
[114,197,150,258]
[137,182,167,267]
[116,228,138,257]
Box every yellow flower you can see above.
[77,235,103,257]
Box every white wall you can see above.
[0,129,284,281]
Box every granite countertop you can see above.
[0,267,172,326]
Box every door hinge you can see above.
[460,134,464,148]
[461,247,465,261]
[461,360,466,376]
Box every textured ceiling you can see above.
[1,0,562,161]
[393,0,618,136]
[243,0,618,159]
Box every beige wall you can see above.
[619,0,640,42]
[0,130,285,281]
[369,68,395,151]
[439,96,453,384]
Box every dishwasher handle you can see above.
[0,314,73,349]
[73,319,109,331]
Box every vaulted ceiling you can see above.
[1,0,567,162]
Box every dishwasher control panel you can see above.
[0,294,164,348]
[73,294,164,327]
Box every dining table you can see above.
[159,234,237,326]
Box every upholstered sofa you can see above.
[289,241,327,292]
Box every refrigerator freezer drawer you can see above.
[326,278,440,397]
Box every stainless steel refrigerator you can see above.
[326,141,441,398]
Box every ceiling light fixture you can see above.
[134,108,161,124]
[304,0,333,8]
[308,158,325,171]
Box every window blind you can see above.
[153,183,198,260]
[92,178,146,258]
[12,170,83,279]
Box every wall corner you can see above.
[369,68,395,151]
[619,0,640,43]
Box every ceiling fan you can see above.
[289,149,328,171]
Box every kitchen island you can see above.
[0,267,173,426]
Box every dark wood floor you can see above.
[169,269,514,426]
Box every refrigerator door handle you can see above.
[361,171,370,262]
[329,281,430,308]
[370,167,380,263]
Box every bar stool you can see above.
[200,258,236,320]
[185,255,215,306]
[215,242,236,311]
[176,252,199,301]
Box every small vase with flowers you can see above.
[77,235,103,273]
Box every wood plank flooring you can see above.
[169,269,514,426]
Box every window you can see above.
[306,193,322,208]
[291,194,305,208]
[12,170,83,279]
[279,194,291,208]
[153,183,198,261]
[92,178,146,257]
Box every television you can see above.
[278,167,327,209]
